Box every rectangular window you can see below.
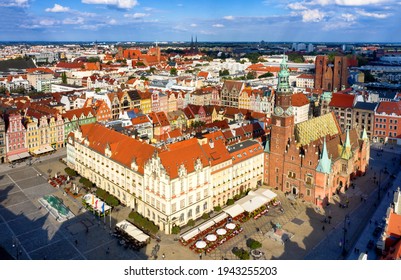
[180,199,185,209]
[306,189,311,196]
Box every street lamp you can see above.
[342,214,350,257]
[12,236,22,260]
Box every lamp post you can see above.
[342,214,350,257]
[12,236,21,260]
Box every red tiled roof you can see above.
[292,93,310,107]
[79,123,155,174]
[376,101,401,116]
[159,138,209,179]
[329,93,355,108]
[62,107,95,120]
[297,73,314,79]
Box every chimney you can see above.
[209,139,214,149]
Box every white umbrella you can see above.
[225,223,236,230]
[206,234,217,242]
[195,240,207,249]
[216,228,227,235]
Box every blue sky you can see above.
[0,0,400,42]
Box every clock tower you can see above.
[271,54,295,150]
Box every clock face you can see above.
[274,106,284,116]
[286,106,294,116]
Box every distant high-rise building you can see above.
[307,43,314,53]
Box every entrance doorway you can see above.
[292,186,298,195]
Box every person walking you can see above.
[162,253,165,260]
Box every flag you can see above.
[95,199,98,209]
[91,195,94,205]
[102,202,105,214]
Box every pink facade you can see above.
[6,113,28,160]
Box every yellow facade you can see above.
[140,98,152,114]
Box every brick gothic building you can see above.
[265,56,369,207]
[315,55,349,92]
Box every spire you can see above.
[340,129,352,159]
[277,54,291,93]
[361,127,368,141]
[316,137,331,174]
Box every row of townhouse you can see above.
[320,89,401,143]
[66,123,264,234]
[1,106,97,163]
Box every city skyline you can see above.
[0,0,401,42]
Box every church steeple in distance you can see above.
[274,54,294,117]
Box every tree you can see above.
[61,72,67,84]
[170,67,178,76]
[258,72,274,78]
[246,71,256,80]
[219,69,230,76]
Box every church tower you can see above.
[268,54,295,189]
[271,54,295,152]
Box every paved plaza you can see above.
[1,143,400,260]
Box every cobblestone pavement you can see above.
[1,143,400,260]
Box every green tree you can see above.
[170,67,178,76]
[246,71,256,80]
[219,69,230,76]
[258,72,274,78]
[61,72,67,84]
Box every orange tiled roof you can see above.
[292,93,310,107]
[159,138,209,179]
[376,101,401,116]
[79,123,155,173]
[62,107,95,120]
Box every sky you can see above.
[0,0,401,42]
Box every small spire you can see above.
[361,127,368,141]
[345,129,351,149]
[316,137,331,174]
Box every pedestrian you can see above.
[75,239,78,246]
[204,250,207,256]
[322,225,325,231]
[339,241,342,248]
[162,253,165,260]
[199,253,202,260]
[106,247,110,254]
[369,219,372,225]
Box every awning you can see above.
[181,228,199,242]
[224,204,244,218]
[237,194,269,213]
[213,212,228,224]
[198,220,215,232]
[32,145,55,155]
[250,188,277,201]
[8,152,31,162]
[116,220,150,243]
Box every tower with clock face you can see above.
[271,54,295,153]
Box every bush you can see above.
[96,188,120,207]
[232,247,250,260]
[226,199,235,206]
[214,205,222,212]
[64,167,77,177]
[186,219,195,227]
[202,213,209,220]
[171,226,180,234]
[79,177,93,190]
[246,238,262,249]
[128,211,159,234]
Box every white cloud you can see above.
[301,9,325,22]
[124,13,150,18]
[81,0,138,9]
[323,21,354,30]
[312,0,390,5]
[39,19,59,26]
[0,0,29,7]
[190,23,198,27]
[108,19,117,25]
[288,2,308,10]
[341,13,356,21]
[223,15,235,20]
[63,17,85,25]
[356,9,390,18]
[45,4,70,12]
[212,24,224,28]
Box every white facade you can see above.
[294,103,310,124]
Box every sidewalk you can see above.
[0,148,66,174]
